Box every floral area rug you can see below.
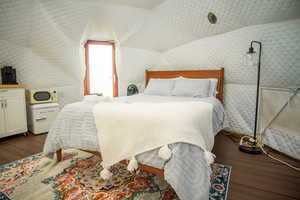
[0,150,231,200]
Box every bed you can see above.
[43,68,225,200]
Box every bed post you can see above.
[56,149,62,161]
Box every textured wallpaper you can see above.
[117,47,163,96]
[160,19,300,158]
[0,39,83,108]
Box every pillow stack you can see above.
[172,78,210,97]
[144,77,218,98]
[144,78,175,96]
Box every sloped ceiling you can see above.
[81,0,166,9]
[123,0,300,51]
[1,0,300,53]
[1,0,300,80]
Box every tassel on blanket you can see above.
[127,156,138,172]
[158,145,172,160]
[100,162,112,180]
[204,151,216,166]
[100,167,112,180]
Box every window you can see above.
[84,40,118,97]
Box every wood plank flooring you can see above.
[0,132,299,200]
[213,134,300,200]
[0,133,47,165]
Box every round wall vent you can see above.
[208,12,217,24]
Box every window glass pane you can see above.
[88,44,113,97]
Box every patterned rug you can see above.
[0,150,231,200]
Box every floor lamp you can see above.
[239,41,262,154]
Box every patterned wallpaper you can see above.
[160,19,300,158]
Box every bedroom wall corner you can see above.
[116,47,164,96]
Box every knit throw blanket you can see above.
[93,101,215,179]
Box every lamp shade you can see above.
[244,52,258,67]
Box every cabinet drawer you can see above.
[0,88,25,97]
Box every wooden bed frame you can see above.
[56,68,224,176]
[145,68,224,102]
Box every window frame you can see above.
[83,40,118,97]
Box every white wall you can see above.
[0,40,83,108]
[159,19,300,158]
[0,0,86,108]
[117,47,163,96]
[161,19,300,129]
[163,19,300,87]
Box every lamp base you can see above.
[239,144,262,154]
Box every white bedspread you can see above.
[43,94,225,200]
[93,101,214,169]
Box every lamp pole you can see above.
[250,41,262,145]
[239,41,262,154]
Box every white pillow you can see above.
[172,78,210,97]
[144,78,175,96]
[172,78,218,97]
[209,79,218,97]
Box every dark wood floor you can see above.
[213,134,300,200]
[0,133,47,165]
[0,132,299,200]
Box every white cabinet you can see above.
[0,88,27,138]
[27,103,59,134]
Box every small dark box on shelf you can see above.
[1,66,18,84]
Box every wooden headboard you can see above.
[145,68,224,102]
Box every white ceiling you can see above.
[1,0,300,66]
[74,0,166,9]
[1,0,300,52]
[122,0,300,51]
